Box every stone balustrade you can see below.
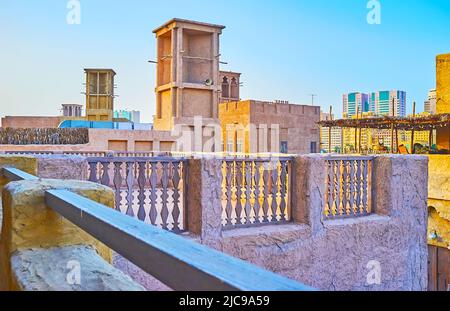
[184,154,429,291]
[0,154,429,291]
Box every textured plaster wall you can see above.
[186,155,429,291]
[34,155,88,180]
[12,246,145,291]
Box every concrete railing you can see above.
[0,155,313,291]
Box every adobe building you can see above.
[436,53,450,150]
[219,100,321,154]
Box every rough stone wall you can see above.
[12,246,145,291]
[34,155,88,180]
[190,155,429,291]
[0,128,89,145]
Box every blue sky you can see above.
[0,0,449,122]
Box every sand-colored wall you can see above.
[428,155,450,249]
[218,100,320,154]
[437,53,450,114]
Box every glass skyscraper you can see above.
[343,92,370,118]
[369,90,406,117]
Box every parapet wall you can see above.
[187,155,429,291]
[0,154,429,291]
[0,128,89,145]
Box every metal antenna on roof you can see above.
[309,94,317,106]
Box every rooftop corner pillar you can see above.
[0,156,37,190]
[371,155,429,290]
[0,179,115,291]
[186,157,223,249]
[291,155,326,236]
[372,155,428,218]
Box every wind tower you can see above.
[152,19,225,136]
[84,68,116,121]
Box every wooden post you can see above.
[411,102,416,154]
[358,108,363,154]
[395,128,399,154]
[429,129,433,149]
[390,98,395,153]
[355,104,359,154]
[329,106,333,153]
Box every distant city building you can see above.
[61,104,83,118]
[343,92,369,118]
[424,89,437,114]
[320,112,342,153]
[370,90,406,117]
[114,110,141,123]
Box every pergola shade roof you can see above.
[318,114,450,131]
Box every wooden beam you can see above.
[355,104,359,154]
[45,189,314,291]
[390,98,395,153]
[329,106,333,153]
[411,102,416,154]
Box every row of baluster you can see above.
[221,160,291,228]
[325,159,372,218]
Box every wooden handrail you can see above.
[45,189,314,291]
[1,167,39,182]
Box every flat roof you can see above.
[84,68,117,75]
[153,18,225,33]
[220,70,242,76]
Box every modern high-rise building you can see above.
[343,92,369,118]
[114,110,141,123]
[369,90,406,117]
[424,89,437,114]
